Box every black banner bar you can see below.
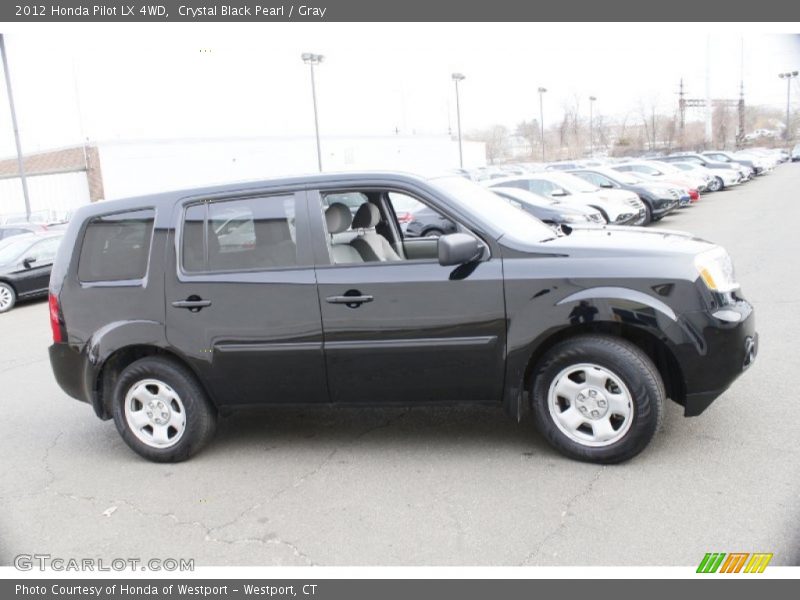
[1,0,800,22]
[3,579,799,600]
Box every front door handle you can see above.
[172,296,212,312]
[325,293,374,308]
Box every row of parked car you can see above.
[398,147,790,237]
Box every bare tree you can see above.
[467,125,510,164]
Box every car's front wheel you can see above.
[112,357,217,462]
[708,177,723,192]
[0,282,16,313]
[530,335,664,463]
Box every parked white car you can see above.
[485,172,646,226]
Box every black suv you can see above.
[49,172,757,464]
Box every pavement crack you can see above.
[519,466,605,566]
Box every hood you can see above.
[529,225,715,258]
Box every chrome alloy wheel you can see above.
[0,285,13,311]
[547,363,634,447]
[124,379,187,449]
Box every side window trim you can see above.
[176,190,313,278]
[77,207,156,286]
[306,185,491,268]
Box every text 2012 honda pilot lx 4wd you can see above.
[48,172,757,463]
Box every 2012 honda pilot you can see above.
[48,172,757,463]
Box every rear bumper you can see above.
[678,303,757,416]
[49,343,90,404]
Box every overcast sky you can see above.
[0,24,798,157]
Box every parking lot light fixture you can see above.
[302,53,325,171]
[778,71,799,141]
[589,96,597,157]
[452,73,466,168]
[538,87,547,162]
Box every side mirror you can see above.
[599,182,614,188]
[438,233,482,267]
[22,256,37,269]
[551,188,568,197]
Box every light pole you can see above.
[588,96,597,157]
[0,34,31,220]
[302,52,324,172]
[452,73,465,168]
[538,87,547,162]
[778,71,798,141]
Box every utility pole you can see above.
[301,52,324,172]
[737,80,745,148]
[678,78,686,148]
[452,73,466,168]
[588,96,597,157]
[778,71,798,141]
[538,87,547,162]
[0,34,31,220]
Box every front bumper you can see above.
[675,301,757,416]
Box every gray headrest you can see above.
[325,202,352,234]
[352,203,381,229]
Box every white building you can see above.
[0,135,486,218]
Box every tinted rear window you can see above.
[78,209,155,282]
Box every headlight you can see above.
[694,247,739,292]
[560,213,589,223]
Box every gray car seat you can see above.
[350,203,402,262]
[325,202,363,264]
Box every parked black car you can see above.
[568,168,679,224]
[0,232,63,313]
[490,186,605,226]
[0,223,47,241]
[404,205,458,238]
[49,172,756,464]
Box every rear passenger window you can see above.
[182,195,297,272]
[78,209,155,282]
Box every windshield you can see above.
[0,236,33,265]
[602,170,639,185]
[544,172,600,193]
[429,176,557,243]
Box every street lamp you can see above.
[538,87,547,162]
[778,71,798,141]
[589,96,597,157]
[452,73,466,168]
[302,52,324,171]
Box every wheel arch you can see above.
[92,344,217,421]
[522,321,687,410]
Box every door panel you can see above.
[310,187,506,405]
[316,262,506,404]
[165,191,328,408]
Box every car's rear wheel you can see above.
[0,282,16,313]
[424,229,444,238]
[112,357,217,462]
[530,335,664,463]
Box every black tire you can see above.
[590,206,610,224]
[424,228,444,238]
[112,356,217,462]
[0,282,16,313]
[530,335,664,464]
[709,177,723,192]
[642,203,653,226]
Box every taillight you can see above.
[49,293,63,343]
[397,212,414,224]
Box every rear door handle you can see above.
[171,297,212,312]
[325,294,374,308]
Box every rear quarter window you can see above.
[77,209,155,282]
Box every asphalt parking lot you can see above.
[1,164,799,568]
